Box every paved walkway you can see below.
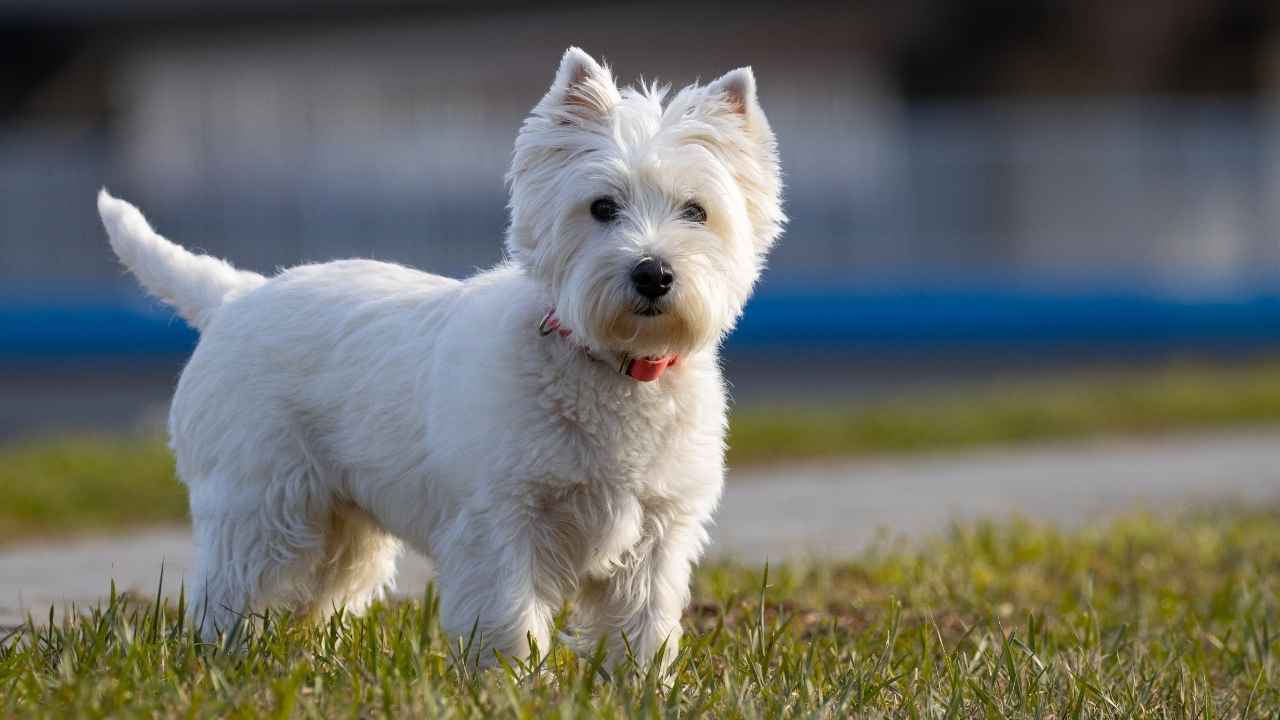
[4,428,1279,626]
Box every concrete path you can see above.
[4,428,1279,626]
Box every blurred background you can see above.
[8,2,1280,619]
[3,0,1280,439]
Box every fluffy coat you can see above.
[97,47,783,669]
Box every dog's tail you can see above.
[97,189,266,331]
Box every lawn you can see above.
[6,360,1280,544]
[2,510,1277,717]
[0,437,182,544]
[728,359,1280,465]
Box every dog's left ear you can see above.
[707,67,759,118]
[706,67,786,253]
[708,68,778,147]
[706,67,774,146]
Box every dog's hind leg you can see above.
[187,508,257,640]
[300,503,402,622]
[185,463,333,640]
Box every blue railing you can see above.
[7,283,1280,361]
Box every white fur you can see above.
[96,47,783,671]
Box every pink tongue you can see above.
[626,355,677,382]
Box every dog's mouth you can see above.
[633,303,664,318]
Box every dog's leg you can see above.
[434,515,566,669]
[188,510,257,639]
[574,519,704,673]
[185,464,332,640]
[188,507,325,640]
[300,503,402,622]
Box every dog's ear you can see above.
[706,67,764,123]
[537,47,620,125]
[706,67,774,147]
[707,67,756,115]
[706,67,785,254]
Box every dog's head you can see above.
[506,48,784,359]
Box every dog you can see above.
[96,47,783,670]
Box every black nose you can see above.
[630,257,674,300]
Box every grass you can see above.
[2,509,1277,717]
[0,437,182,544]
[7,360,1280,544]
[728,359,1280,465]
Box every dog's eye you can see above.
[679,202,707,224]
[590,197,620,223]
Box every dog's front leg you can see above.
[435,514,567,669]
[576,518,706,673]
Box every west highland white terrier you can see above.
[96,47,784,669]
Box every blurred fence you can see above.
[3,100,1280,359]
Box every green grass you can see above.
[0,437,183,544]
[727,360,1280,465]
[3,510,1278,717]
[7,361,1280,544]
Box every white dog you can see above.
[97,47,783,669]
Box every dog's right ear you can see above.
[535,47,620,125]
[506,48,620,262]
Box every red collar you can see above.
[538,308,678,382]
